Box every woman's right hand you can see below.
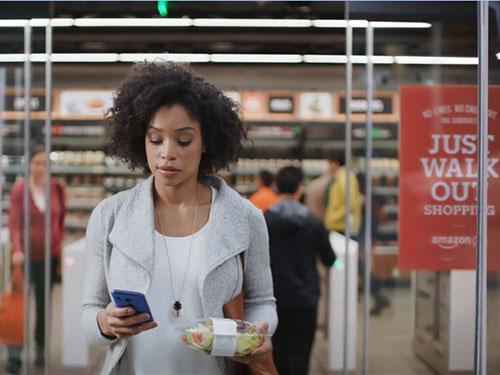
[97,301,158,339]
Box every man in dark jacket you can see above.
[265,166,336,375]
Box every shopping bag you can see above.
[223,253,278,375]
[0,265,24,345]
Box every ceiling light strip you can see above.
[0,54,25,62]
[303,55,347,63]
[210,54,303,63]
[119,53,210,62]
[0,53,480,65]
[0,20,28,27]
[312,19,369,28]
[193,18,312,27]
[354,55,395,64]
[395,56,478,65]
[73,18,192,27]
[371,21,432,28]
[0,18,431,29]
[47,53,118,62]
[50,18,74,27]
[303,55,394,64]
[29,19,50,27]
[1,53,119,62]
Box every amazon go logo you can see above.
[431,235,476,249]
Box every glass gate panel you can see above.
[488,2,500,374]
[351,2,480,374]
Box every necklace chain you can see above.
[155,185,200,317]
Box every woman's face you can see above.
[145,104,204,187]
[30,152,46,184]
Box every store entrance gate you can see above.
[0,3,496,374]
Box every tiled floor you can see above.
[310,287,434,375]
[2,285,499,374]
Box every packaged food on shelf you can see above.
[302,159,327,176]
[104,155,124,168]
[50,150,105,167]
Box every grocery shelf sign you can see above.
[338,96,392,114]
[398,85,500,270]
[299,92,332,119]
[268,95,294,114]
[242,91,297,120]
[57,90,113,117]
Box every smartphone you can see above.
[111,289,154,323]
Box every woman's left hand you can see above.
[232,321,272,364]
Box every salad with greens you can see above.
[180,319,263,357]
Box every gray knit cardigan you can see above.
[81,175,277,374]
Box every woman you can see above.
[81,63,277,374]
[6,146,66,374]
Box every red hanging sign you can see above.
[398,85,500,270]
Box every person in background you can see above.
[357,176,391,316]
[248,169,278,212]
[265,166,335,375]
[325,152,390,316]
[81,62,276,375]
[305,150,341,221]
[304,150,341,340]
[6,145,66,374]
[323,150,362,237]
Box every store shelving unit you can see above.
[1,89,144,239]
[2,88,403,283]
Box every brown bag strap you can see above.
[226,251,279,375]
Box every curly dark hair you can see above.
[106,62,245,175]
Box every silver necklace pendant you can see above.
[156,187,199,322]
[172,300,183,318]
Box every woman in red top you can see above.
[6,146,66,374]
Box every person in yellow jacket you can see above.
[323,150,362,236]
[323,150,390,316]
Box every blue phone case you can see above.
[111,289,154,322]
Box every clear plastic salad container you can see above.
[179,318,265,357]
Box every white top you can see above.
[32,189,45,212]
[128,187,220,375]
